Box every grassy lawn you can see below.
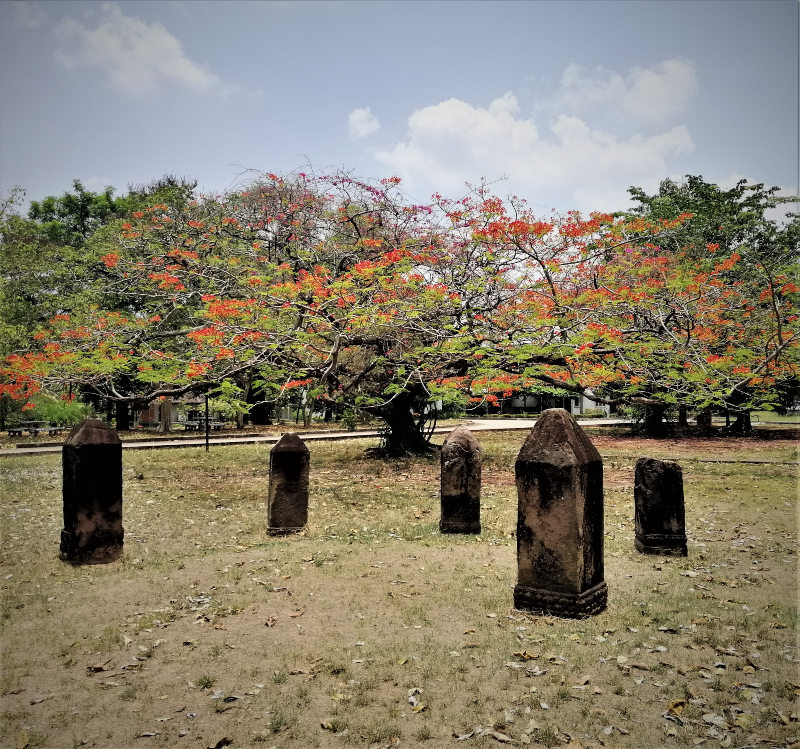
[0,430,797,748]
[752,412,800,425]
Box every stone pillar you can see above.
[634,458,687,556]
[60,418,124,564]
[440,426,482,534]
[267,433,310,535]
[514,409,607,618]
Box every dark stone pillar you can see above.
[514,409,607,618]
[267,433,310,535]
[60,418,124,564]
[634,458,687,556]
[440,426,482,534]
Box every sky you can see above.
[1,0,798,216]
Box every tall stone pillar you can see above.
[514,409,607,617]
[440,426,482,534]
[60,418,124,564]
[267,433,310,535]
[634,458,687,556]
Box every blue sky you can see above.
[1,0,797,215]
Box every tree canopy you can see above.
[2,170,797,449]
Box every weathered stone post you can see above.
[60,418,124,564]
[634,458,687,556]
[514,409,607,617]
[267,433,310,535]
[440,426,482,534]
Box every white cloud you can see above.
[349,107,380,138]
[53,2,253,97]
[555,59,698,124]
[375,91,694,212]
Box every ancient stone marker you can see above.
[440,426,482,534]
[60,418,124,564]
[514,408,607,617]
[634,457,687,556]
[267,433,310,534]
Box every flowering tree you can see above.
[3,170,797,450]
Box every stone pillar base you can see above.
[59,529,123,565]
[514,580,607,618]
[634,533,687,556]
[440,520,481,535]
[266,526,304,536]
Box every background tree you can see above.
[624,176,799,431]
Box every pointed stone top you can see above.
[442,426,481,451]
[272,432,309,453]
[516,408,601,467]
[65,418,121,446]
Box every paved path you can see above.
[2,418,794,461]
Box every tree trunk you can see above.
[370,388,436,456]
[643,404,667,437]
[236,370,252,429]
[115,401,130,432]
[696,408,712,434]
[157,396,172,433]
[730,410,752,435]
[678,405,688,429]
[249,401,273,425]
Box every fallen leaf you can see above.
[289,611,304,618]
[411,703,427,713]
[575,675,590,686]
[524,718,540,733]
[513,651,539,661]
[484,729,514,743]
[667,699,688,718]
[264,617,276,627]
[15,731,30,749]
[87,658,113,672]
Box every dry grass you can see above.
[0,430,797,749]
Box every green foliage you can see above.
[21,393,93,426]
[339,410,358,430]
[208,379,248,421]
[28,180,130,248]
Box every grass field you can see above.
[0,429,797,749]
